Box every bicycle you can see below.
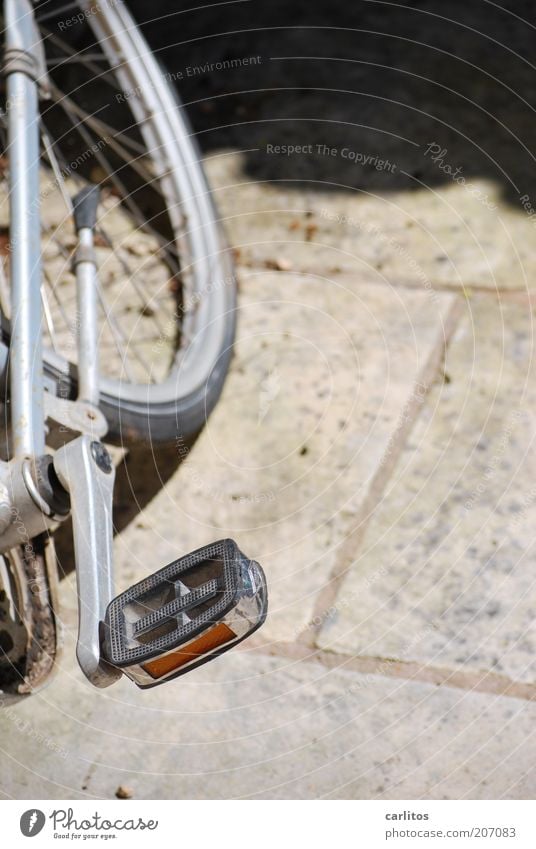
[0,0,267,697]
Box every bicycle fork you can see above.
[0,0,267,690]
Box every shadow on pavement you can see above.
[127,0,536,207]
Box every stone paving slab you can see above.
[110,268,456,643]
[318,294,536,683]
[205,153,536,292]
[1,626,534,800]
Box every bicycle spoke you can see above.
[48,83,148,158]
[40,123,77,213]
[50,234,147,382]
[36,1,82,23]
[41,283,59,353]
[44,262,76,337]
[42,27,127,92]
[47,53,111,66]
[51,87,185,271]
[45,101,176,340]
[38,98,179,380]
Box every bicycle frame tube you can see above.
[4,0,45,460]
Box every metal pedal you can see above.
[102,539,267,688]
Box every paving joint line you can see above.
[239,636,536,703]
[296,294,465,648]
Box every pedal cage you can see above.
[103,539,267,688]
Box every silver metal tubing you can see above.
[75,227,99,406]
[5,0,45,459]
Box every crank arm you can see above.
[53,435,121,687]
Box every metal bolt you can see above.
[90,441,113,474]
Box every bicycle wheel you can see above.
[0,0,236,445]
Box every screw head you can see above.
[90,441,113,474]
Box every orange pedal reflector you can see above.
[142,622,236,680]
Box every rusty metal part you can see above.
[0,537,61,699]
